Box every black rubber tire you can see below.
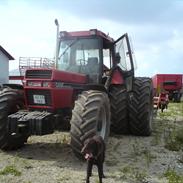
[70,90,111,159]
[174,93,181,103]
[0,88,28,150]
[109,85,128,134]
[128,77,153,136]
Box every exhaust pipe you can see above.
[55,19,59,68]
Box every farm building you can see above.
[0,45,14,84]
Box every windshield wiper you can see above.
[59,39,78,59]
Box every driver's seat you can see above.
[87,57,99,73]
[87,57,99,83]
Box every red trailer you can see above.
[152,74,183,102]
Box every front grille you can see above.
[26,70,52,79]
[26,90,52,106]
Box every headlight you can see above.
[55,82,63,88]
[42,81,52,87]
[27,81,42,87]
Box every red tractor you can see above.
[0,20,153,158]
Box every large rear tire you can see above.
[109,85,128,134]
[128,77,153,136]
[70,90,111,159]
[0,88,28,150]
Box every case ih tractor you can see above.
[0,20,153,158]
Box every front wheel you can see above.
[70,90,111,159]
[0,88,28,150]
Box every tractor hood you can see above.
[25,68,87,84]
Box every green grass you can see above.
[164,167,183,183]
[158,102,183,120]
[142,148,156,167]
[105,155,118,166]
[154,102,183,151]
[117,165,148,182]
[164,125,183,151]
[94,178,100,183]
[0,165,21,176]
[131,139,142,161]
[151,119,165,145]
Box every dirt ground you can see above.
[0,102,183,183]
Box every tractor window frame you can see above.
[58,36,104,84]
[114,33,134,73]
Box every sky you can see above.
[0,0,183,77]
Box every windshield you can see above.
[57,38,100,80]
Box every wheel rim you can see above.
[97,106,107,139]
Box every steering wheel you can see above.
[76,59,87,66]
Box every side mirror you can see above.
[115,52,121,64]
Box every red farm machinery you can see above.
[0,20,153,158]
[152,74,183,112]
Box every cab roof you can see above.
[60,29,114,43]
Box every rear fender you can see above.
[111,69,124,85]
[104,67,125,91]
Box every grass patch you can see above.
[131,139,141,161]
[142,148,156,167]
[158,102,183,120]
[0,165,21,176]
[57,174,70,182]
[12,154,33,169]
[154,102,183,151]
[105,155,118,166]
[164,125,183,151]
[164,167,183,183]
[151,130,161,145]
[116,165,148,182]
[94,178,100,183]
[151,119,165,145]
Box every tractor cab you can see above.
[56,29,135,90]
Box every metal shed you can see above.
[0,45,14,84]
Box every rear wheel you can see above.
[0,88,28,150]
[109,85,128,134]
[70,90,110,159]
[128,77,153,136]
[173,93,181,103]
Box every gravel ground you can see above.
[0,102,182,183]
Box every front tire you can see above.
[128,77,153,136]
[0,88,28,150]
[70,90,111,158]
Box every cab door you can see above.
[114,33,135,91]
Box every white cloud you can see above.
[0,0,182,77]
[1,1,101,71]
